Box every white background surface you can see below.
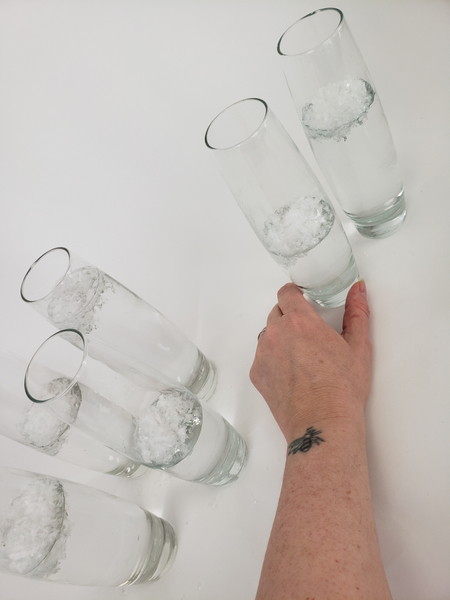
[1,0,449,598]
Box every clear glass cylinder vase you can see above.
[277,8,406,238]
[205,97,358,307]
[0,349,147,477]
[0,466,176,586]
[20,247,217,400]
[24,329,248,486]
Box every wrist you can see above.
[284,410,366,453]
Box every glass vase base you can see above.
[187,353,218,402]
[199,420,248,487]
[304,257,359,308]
[124,515,177,585]
[351,189,406,239]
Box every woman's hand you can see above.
[250,280,371,441]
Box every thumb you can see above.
[341,280,371,351]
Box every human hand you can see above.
[249,281,371,442]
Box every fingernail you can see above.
[358,279,367,297]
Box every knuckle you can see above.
[283,311,307,332]
[277,282,298,300]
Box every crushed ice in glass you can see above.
[47,266,113,333]
[21,407,69,456]
[263,196,335,267]
[20,378,81,456]
[302,78,375,142]
[134,390,202,467]
[0,477,66,575]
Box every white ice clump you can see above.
[20,406,69,456]
[20,377,82,457]
[134,390,202,467]
[47,266,113,334]
[263,196,335,266]
[19,377,82,456]
[45,377,82,424]
[302,78,375,142]
[0,477,66,575]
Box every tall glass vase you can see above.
[205,97,358,308]
[24,329,248,486]
[0,466,176,586]
[20,247,217,400]
[0,349,147,477]
[277,8,406,238]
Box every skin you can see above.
[250,281,392,600]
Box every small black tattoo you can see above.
[288,427,324,455]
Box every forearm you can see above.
[255,416,392,600]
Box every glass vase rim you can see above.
[277,7,344,57]
[204,97,269,151]
[25,329,88,404]
[20,246,72,304]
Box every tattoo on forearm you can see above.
[288,427,324,455]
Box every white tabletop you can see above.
[1,1,450,598]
